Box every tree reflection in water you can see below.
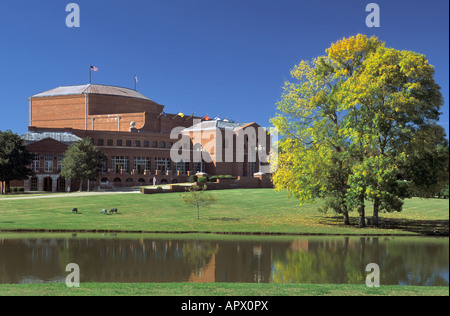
[0,235,447,286]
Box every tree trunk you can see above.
[372,196,380,228]
[343,205,350,225]
[5,180,10,195]
[358,192,366,228]
[79,179,83,192]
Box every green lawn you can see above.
[0,189,448,235]
[0,282,448,296]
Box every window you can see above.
[144,141,149,147]
[133,157,150,174]
[57,155,64,172]
[135,140,141,147]
[117,140,123,146]
[152,141,158,148]
[249,162,256,177]
[44,154,53,172]
[126,140,132,147]
[98,139,104,146]
[102,159,108,173]
[174,160,189,175]
[193,162,205,173]
[168,142,174,148]
[107,139,113,146]
[155,158,170,172]
[111,156,129,173]
[31,154,40,172]
[160,141,165,148]
[57,177,66,192]
[30,176,38,191]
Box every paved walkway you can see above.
[0,189,141,201]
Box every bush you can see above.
[209,175,237,182]
[438,184,449,199]
[188,175,198,183]
[197,176,208,183]
[156,186,163,192]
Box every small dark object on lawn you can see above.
[72,208,78,214]
[101,209,108,214]
[110,208,118,214]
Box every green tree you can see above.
[60,138,107,191]
[339,43,444,227]
[401,124,449,198]
[0,130,33,194]
[181,185,217,219]
[271,35,383,225]
[272,34,445,228]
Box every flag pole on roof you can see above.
[134,74,138,91]
[89,65,98,84]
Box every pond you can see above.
[0,233,448,286]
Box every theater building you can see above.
[17,84,270,192]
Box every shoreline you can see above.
[0,228,447,237]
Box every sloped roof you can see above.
[182,120,250,132]
[21,132,82,145]
[31,84,152,101]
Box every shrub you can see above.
[188,175,198,183]
[209,175,237,182]
[197,176,208,183]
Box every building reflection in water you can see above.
[0,235,448,286]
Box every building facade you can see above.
[16,84,270,192]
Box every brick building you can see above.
[13,84,270,192]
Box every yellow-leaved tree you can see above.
[272,34,446,228]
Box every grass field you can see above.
[0,189,448,235]
[0,282,448,296]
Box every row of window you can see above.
[96,139,174,149]
[31,154,64,172]
[30,154,205,174]
[108,156,204,175]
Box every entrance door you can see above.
[43,177,52,192]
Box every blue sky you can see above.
[0,0,448,137]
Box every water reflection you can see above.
[0,234,448,286]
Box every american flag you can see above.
[90,65,98,71]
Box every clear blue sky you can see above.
[0,0,448,137]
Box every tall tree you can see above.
[272,34,444,228]
[60,138,107,191]
[271,35,383,225]
[0,130,33,194]
[339,44,444,226]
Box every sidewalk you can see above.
[0,188,141,201]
